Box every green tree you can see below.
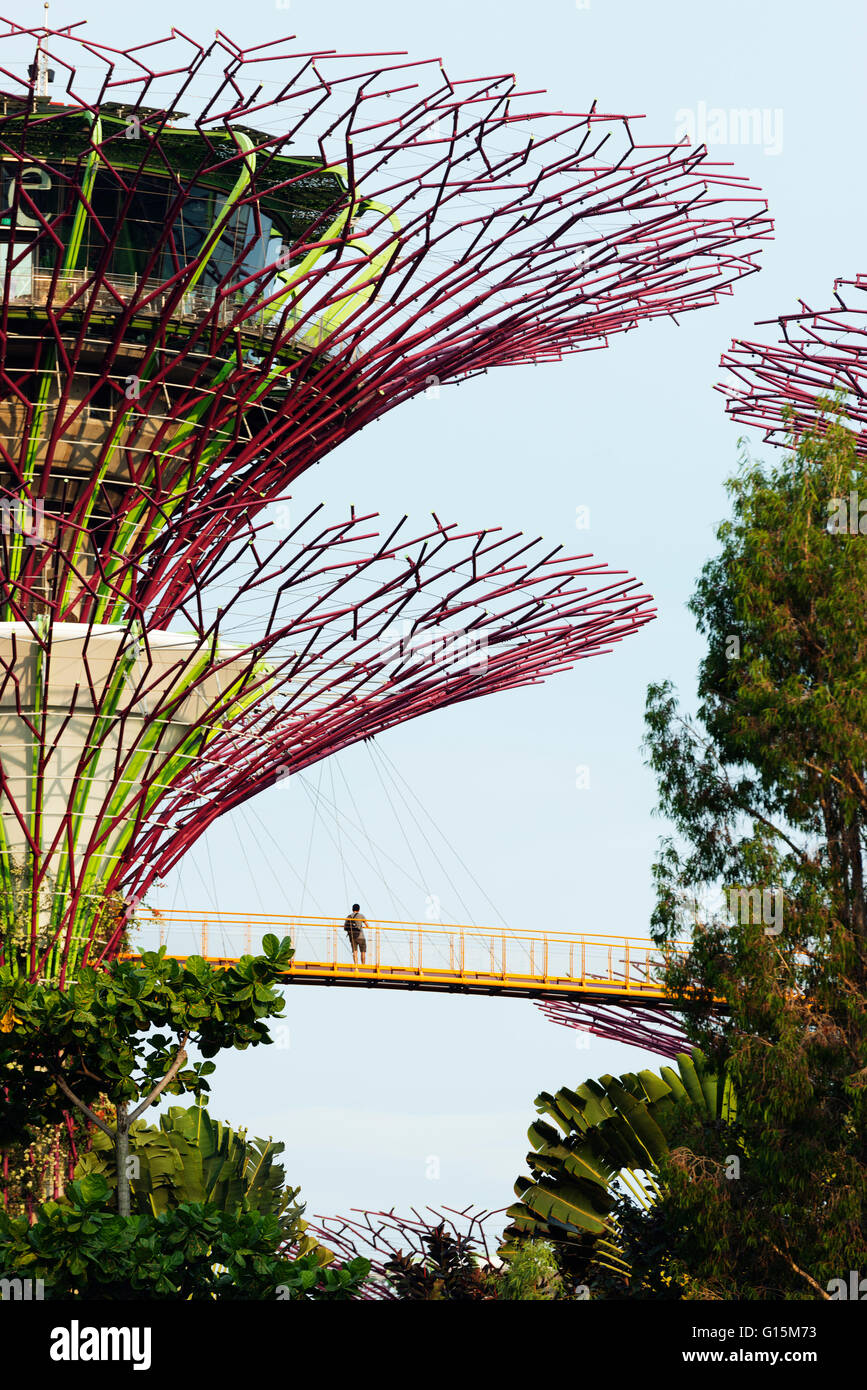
[0,1172,368,1300]
[643,415,867,1297]
[0,935,293,1218]
[73,1103,327,1257]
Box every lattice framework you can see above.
[0,21,772,982]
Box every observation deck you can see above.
[4,268,335,355]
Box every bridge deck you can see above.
[125,910,683,1004]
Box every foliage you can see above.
[498,1239,565,1300]
[584,1191,689,1299]
[376,1226,569,1300]
[73,1103,326,1256]
[0,860,56,963]
[642,415,867,1297]
[381,1222,497,1300]
[303,1207,579,1300]
[503,1049,734,1292]
[0,935,293,1215]
[0,1172,368,1300]
[275,1255,370,1301]
[0,868,134,985]
[0,1113,96,1217]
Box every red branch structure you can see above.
[0,22,771,984]
[534,996,689,1058]
[299,1204,506,1299]
[0,509,655,982]
[0,20,772,629]
[719,273,867,452]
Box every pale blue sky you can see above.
[22,0,867,1226]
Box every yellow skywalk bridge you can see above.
[126,909,685,1007]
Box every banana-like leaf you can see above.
[528,1117,565,1151]
[658,1064,690,1104]
[504,1049,735,1283]
[672,1052,706,1111]
[73,1104,331,1260]
[637,1069,676,1104]
[518,1178,612,1237]
[721,1073,737,1124]
[558,1143,620,1190]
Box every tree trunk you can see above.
[115,1101,130,1217]
[846,812,866,947]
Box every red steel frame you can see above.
[0,23,773,622]
[534,995,690,1058]
[0,22,772,988]
[719,273,867,453]
[0,511,656,982]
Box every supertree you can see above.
[0,21,771,985]
[719,273,867,452]
[566,275,867,1060]
[551,277,867,1059]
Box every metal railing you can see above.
[124,907,687,1000]
[7,268,335,352]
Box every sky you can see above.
[14,0,867,1230]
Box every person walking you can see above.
[343,903,368,964]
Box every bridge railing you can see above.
[127,909,685,994]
